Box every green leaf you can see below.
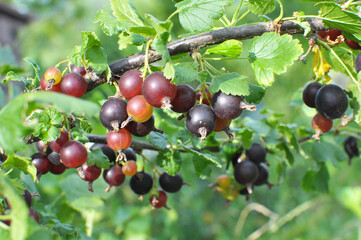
[85,46,108,73]
[87,148,110,169]
[182,144,221,167]
[276,125,299,152]
[156,149,182,175]
[0,173,29,240]
[248,32,303,86]
[0,64,24,76]
[176,0,232,32]
[145,14,172,35]
[209,73,249,96]
[310,140,347,166]
[152,32,171,62]
[205,40,243,58]
[173,62,200,84]
[163,62,175,80]
[81,32,102,51]
[110,0,143,27]
[24,57,40,81]
[238,128,253,150]
[192,155,212,179]
[317,2,361,40]
[277,142,294,165]
[302,163,329,193]
[246,0,276,15]
[2,71,31,89]
[148,132,168,149]
[94,9,125,36]
[243,84,266,104]
[339,187,361,219]
[349,84,361,124]
[129,26,156,38]
[1,154,37,182]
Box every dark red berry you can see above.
[117,69,143,100]
[99,98,128,131]
[49,129,69,153]
[70,64,87,76]
[171,84,196,113]
[49,162,66,175]
[103,165,125,192]
[60,72,87,98]
[149,190,168,208]
[60,140,88,168]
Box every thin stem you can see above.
[234,10,251,25]
[274,0,284,23]
[222,15,232,27]
[166,9,180,22]
[219,18,228,27]
[231,0,244,26]
[55,59,69,68]
[140,153,161,175]
[142,39,153,81]
[203,60,222,75]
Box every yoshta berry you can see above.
[130,171,153,195]
[49,129,69,153]
[345,39,361,50]
[79,162,102,192]
[70,64,87,76]
[149,190,168,209]
[103,165,126,192]
[60,72,87,98]
[126,115,162,137]
[44,67,62,85]
[99,98,128,132]
[60,140,88,168]
[159,172,184,193]
[31,152,50,182]
[117,69,143,100]
[211,91,256,120]
[315,84,348,120]
[142,72,177,108]
[106,128,132,151]
[311,113,333,140]
[171,84,196,113]
[234,160,259,193]
[186,104,216,141]
[246,143,268,165]
[344,136,359,165]
[302,81,322,108]
[121,95,153,128]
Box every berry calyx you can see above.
[311,113,333,140]
[149,190,168,209]
[186,104,216,141]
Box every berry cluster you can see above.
[211,143,273,203]
[40,65,87,98]
[302,82,348,140]
[317,29,361,50]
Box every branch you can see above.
[86,19,326,92]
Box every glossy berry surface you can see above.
[254,164,270,186]
[31,153,50,175]
[234,160,259,186]
[126,95,153,123]
[122,160,137,176]
[107,128,132,151]
[345,39,361,50]
[142,72,177,108]
[47,151,61,165]
[246,143,267,165]
[118,69,143,100]
[211,91,243,120]
[171,84,196,113]
[40,76,61,92]
[60,140,88,168]
[44,67,62,85]
[302,82,322,108]
[60,72,87,98]
[70,64,86,76]
[149,190,167,208]
[49,129,69,153]
[123,148,137,161]
[315,84,348,119]
[130,171,153,195]
[214,116,232,132]
[186,104,216,140]
[159,172,183,193]
[312,113,333,133]
[99,98,128,131]
[103,165,125,187]
[49,162,66,175]
[81,162,102,181]
[318,29,342,41]
[126,115,156,137]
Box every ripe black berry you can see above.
[254,164,273,189]
[344,136,359,165]
[99,98,128,131]
[315,84,348,119]
[130,171,153,195]
[159,172,183,193]
[186,104,216,141]
[246,143,267,165]
[302,82,322,108]
[234,160,259,193]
